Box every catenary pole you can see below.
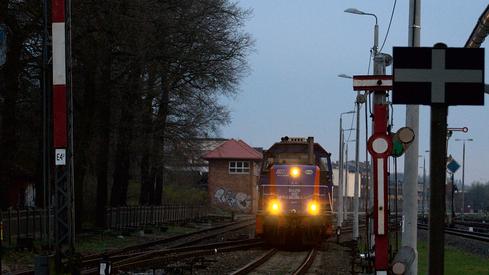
[402,1,421,274]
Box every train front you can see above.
[256,164,331,246]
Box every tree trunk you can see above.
[151,81,170,205]
[111,64,139,206]
[74,65,97,230]
[0,25,22,208]
[95,60,112,227]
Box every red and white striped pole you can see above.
[52,0,67,154]
[52,0,74,256]
[367,105,391,274]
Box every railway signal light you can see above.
[391,127,415,157]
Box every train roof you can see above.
[266,141,330,158]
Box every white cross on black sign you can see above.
[392,45,484,105]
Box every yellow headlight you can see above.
[307,201,320,215]
[290,167,300,178]
[268,199,282,215]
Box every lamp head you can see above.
[344,8,365,15]
[338,73,353,79]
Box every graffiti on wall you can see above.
[214,187,251,211]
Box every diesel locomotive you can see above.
[255,136,334,246]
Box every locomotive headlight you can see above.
[307,201,320,215]
[268,199,282,215]
[290,167,300,178]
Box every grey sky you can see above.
[222,1,489,185]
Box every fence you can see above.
[0,205,207,247]
[0,208,51,247]
[105,205,208,230]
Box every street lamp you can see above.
[454,138,473,221]
[344,8,378,55]
[338,73,353,79]
[338,111,355,228]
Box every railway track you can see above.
[83,238,264,274]
[12,219,255,275]
[418,223,489,243]
[230,248,317,275]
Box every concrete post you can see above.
[353,97,361,240]
[344,144,349,221]
[338,118,344,227]
[402,1,421,274]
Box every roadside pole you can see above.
[344,143,349,221]
[429,103,448,275]
[1,220,3,274]
[353,94,361,240]
[402,1,421,274]
[338,117,344,228]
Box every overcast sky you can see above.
[221,1,489,185]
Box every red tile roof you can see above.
[202,139,263,160]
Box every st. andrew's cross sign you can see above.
[392,43,484,275]
[392,45,484,105]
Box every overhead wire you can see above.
[379,0,398,53]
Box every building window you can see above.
[229,161,250,174]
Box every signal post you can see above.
[353,72,393,274]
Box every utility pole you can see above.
[338,115,344,228]
[345,7,392,272]
[461,141,466,220]
[402,1,421,274]
[338,111,354,227]
[353,94,362,240]
[422,151,428,220]
[455,138,473,221]
[344,143,349,221]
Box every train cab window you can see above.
[229,161,250,174]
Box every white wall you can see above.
[332,168,356,197]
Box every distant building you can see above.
[203,139,263,213]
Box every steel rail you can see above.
[229,248,278,275]
[418,224,489,243]
[83,218,254,261]
[292,248,317,275]
[105,240,264,274]
[454,220,489,229]
[80,220,254,269]
[11,219,255,275]
[109,238,262,268]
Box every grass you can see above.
[1,224,199,271]
[356,234,489,275]
[417,240,489,275]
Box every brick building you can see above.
[203,139,263,213]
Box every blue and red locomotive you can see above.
[255,136,334,246]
